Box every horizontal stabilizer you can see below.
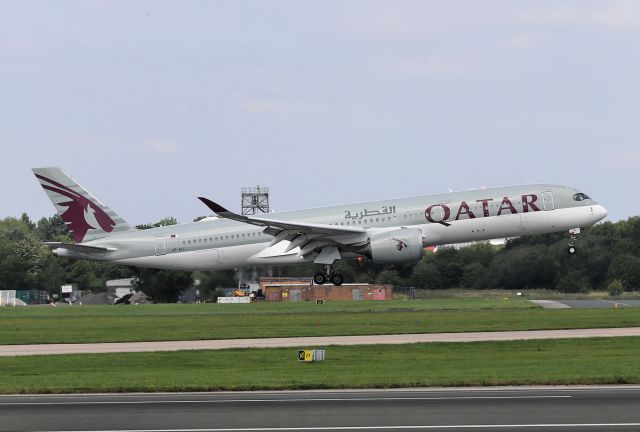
[43,242,116,254]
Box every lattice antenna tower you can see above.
[241,186,270,215]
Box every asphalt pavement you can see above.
[532,299,640,309]
[2,386,640,431]
[559,300,640,308]
[2,327,640,356]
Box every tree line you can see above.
[0,213,638,302]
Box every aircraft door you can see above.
[154,241,166,256]
[542,192,555,210]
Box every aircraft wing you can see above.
[198,197,364,236]
[198,197,367,264]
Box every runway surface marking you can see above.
[529,300,571,309]
[602,300,633,308]
[0,395,570,406]
[13,384,637,395]
[2,327,640,356]
[32,424,640,431]
[7,387,638,432]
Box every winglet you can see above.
[198,197,233,215]
[198,197,264,226]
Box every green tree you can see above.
[461,263,486,288]
[20,213,36,231]
[556,268,592,293]
[481,245,556,290]
[608,279,624,296]
[135,217,178,230]
[458,242,497,268]
[608,254,640,291]
[375,270,402,286]
[0,217,43,289]
[411,258,444,289]
[36,215,69,241]
[199,270,236,297]
[132,268,193,303]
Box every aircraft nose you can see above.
[593,205,608,222]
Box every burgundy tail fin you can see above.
[32,167,131,243]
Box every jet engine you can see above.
[361,228,424,264]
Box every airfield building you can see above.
[259,277,393,302]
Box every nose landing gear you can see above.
[313,265,344,286]
[568,228,580,255]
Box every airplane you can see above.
[33,167,608,286]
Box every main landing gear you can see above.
[568,228,581,255]
[314,265,344,286]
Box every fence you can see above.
[0,290,49,306]
[392,286,418,299]
[0,291,17,306]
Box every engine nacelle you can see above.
[365,228,424,264]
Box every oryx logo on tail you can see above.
[35,174,115,243]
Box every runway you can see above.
[531,300,640,309]
[2,386,640,431]
[1,327,640,356]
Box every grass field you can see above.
[1,337,638,393]
[1,299,640,345]
[0,297,536,316]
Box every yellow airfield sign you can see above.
[297,349,325,362]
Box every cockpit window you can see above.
[573,193,591,201]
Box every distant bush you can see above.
[608,279,624,297]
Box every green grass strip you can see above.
[1,337,639,393]
[0,298,536,317]
[2,303,640,344]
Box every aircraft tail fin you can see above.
[32,167,132,243]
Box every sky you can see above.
[1,0,639,224]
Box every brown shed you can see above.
[260,277,393,302]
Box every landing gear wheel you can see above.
[313,273,327,285]
[568,228,580,256]
[330,273,344,286]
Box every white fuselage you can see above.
[56,184,607,271]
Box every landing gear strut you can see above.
[314,265,344,286]
[568,228,580,255]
